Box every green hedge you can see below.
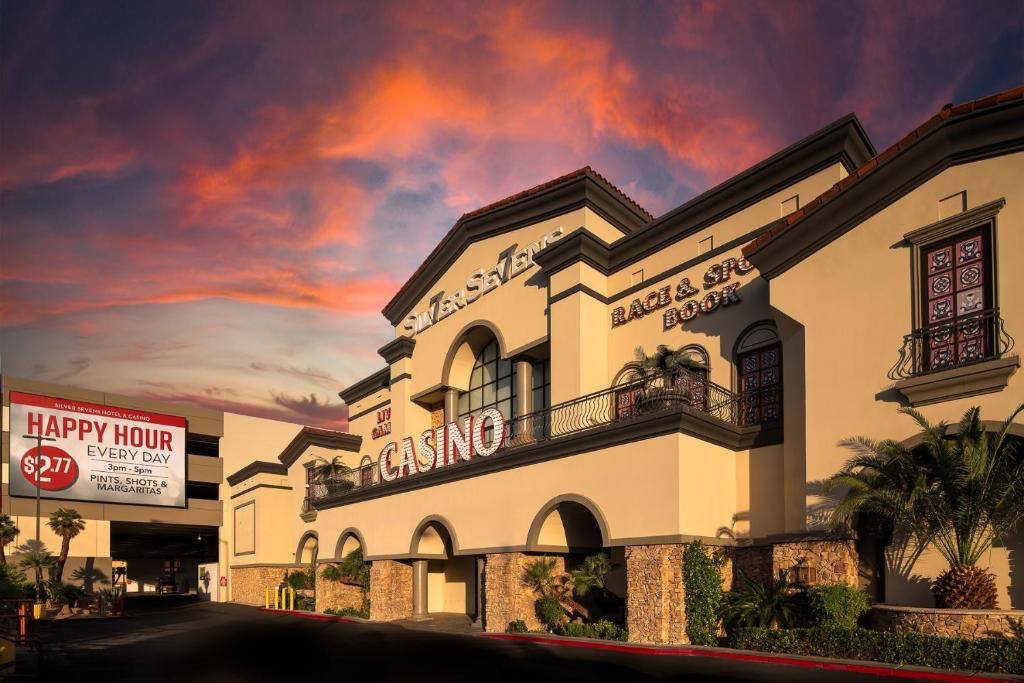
[728,627,1024,675]
[325,606,369,619]
[555,620,628,641]
[682,540,722,646]
[804,585,870,629]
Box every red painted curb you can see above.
[257,607,360,624]
[481,633,1013,683]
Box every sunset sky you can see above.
[1,1,1022,429]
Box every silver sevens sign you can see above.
[610,255,754,329]
[378,408,507,482]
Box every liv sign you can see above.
[403,227,565,336]
[378,408,507,482]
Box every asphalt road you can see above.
[21,597,920,682]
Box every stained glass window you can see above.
[738,343,781,426]
[921,228,992,370]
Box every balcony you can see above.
[306,369,780,510]
[889,308,1018,406]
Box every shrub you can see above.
[507,620,528,633]
[721,570,805,632]
[45,580,85,608]
[294,596,315,612]
[555,619,627,641]
[284,570,310,591]
[728,627,1024,675]
[335,548,371,589]
[682,540,722,646]
[0,565,32,600]
[536,596,565,630]
[571,553,612,598]
[804,585,870,629]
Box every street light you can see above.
[21,433,56,606]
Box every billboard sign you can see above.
[9,392,187,508]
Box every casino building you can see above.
[217,87,1024,643]
[4,87,1020,643]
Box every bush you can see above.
[507,620,529,633]
[536,596,565,630]
[555,619,627,641]
[721,570,805,633]
[334,548,371,589]
[0,565,33,600]
[45,580,85,608]
[728,627,1024,675]
[294,596,316,612]
[804,585,870,629]
[284,570,311,591]
[682,540,722,646]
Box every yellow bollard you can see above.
[289,587,295,611]
[32,603,43,620]
[274,587,280,610]
[264,588,270,609]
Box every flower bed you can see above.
[873,604,1024,639]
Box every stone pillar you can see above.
[411,559,429,620]
[315,563,366,613]
[625,544,686,644]
[483,552,565,632]
[444,387,459,423]
[369,559,413,621]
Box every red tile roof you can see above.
[460,166,653,221]
[742,84,1024,258]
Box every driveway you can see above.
[21,598,948,682]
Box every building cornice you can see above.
[745,94,1024,279]
[226,461,288,486]
[338,367,390,405]
[277,426,362,468]
[378,336,416,364]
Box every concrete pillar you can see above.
[625,544,687,644]
[443,387,459,423]
[513,359,535,443]
[483,553,565,632]
[411,559,429,620]
[472,556,484,626]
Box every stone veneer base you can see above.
[873,604,1024,639]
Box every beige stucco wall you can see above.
[767,152,1024,605]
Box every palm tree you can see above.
[633,345,707,380]
[824,403,1024,609]
[520,557,589,620]
[571,553,612,598]
[17,544,56,601]
[631,345,707,412]
[0,515,20,566]
[47,508,86,582]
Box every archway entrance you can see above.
[410,520,478,621]
[528,497,626,624]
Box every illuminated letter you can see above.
[472,408,506,457]
[446,416,474,462]
[720,283,741,305]
[675,278,698,300]
[398,437,418,477]
[700,291,721,313]
[378,442,398,482]
[611,307,626,326]
[663,308,680,330]
[680,301,699,321]
[417,429,436,472]
[735,257,754,274]
[434,426,448,466]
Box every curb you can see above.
[480,633,1017,682]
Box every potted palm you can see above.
[311,456,354,494]
[824,403,1024,609]
[632,345,707,413]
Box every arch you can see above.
[732,320,780,358]
[409,514,461,558]
[295,531,319,564]
[334,527,366,560]
[359,455,373,467]
[679,344,710,370]
[526,494,611,552]
[441,321,508,391]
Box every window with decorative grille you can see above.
[738,343,782,426]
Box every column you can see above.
[472,556,485,626]
[368,560,413,621]
[443,387,459,424]
[411,559,429,620]
[513,359,534,443]
[625,544,687,644]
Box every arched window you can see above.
[453,338,551,444]
[735,323,782,426]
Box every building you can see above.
[5,86,1021,644]
[1,378,304,599]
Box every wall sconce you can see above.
[792,558,818,585]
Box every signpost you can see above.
[20,433,55,611]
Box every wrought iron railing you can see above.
[888,308,1014,380]
[306,369,776,507]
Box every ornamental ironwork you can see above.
[888,307,1014,380]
